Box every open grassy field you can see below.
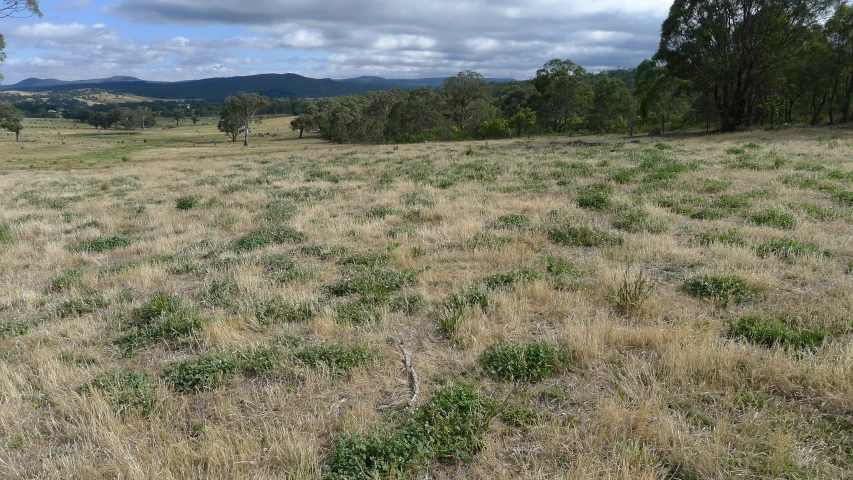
[1,117,852,479]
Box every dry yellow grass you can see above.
[0,118,852,478]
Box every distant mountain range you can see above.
[0,74,517,101]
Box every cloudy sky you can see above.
[0,0,672,84]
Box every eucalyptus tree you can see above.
[219,92,270,146]
[0,1,42,83]
[533,59,593,132]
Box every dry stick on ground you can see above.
[387,336,420,407]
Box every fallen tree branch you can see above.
[387,336,420,407]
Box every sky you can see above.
[0,0,673,84]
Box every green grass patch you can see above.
[295,343,371,375]
[655,195,728,220]
[389,293,426,315]
[438,287,490,335]
[833,190,853,206]
[57,295,107,317]
[254,298,320,325]
[728,315,824,351]
[745,208,797,229]
[547,224,623,247]
[49,267,85,291]
[162,353,238,393]
[755,238,828,259]
[201,280,237,308]
[175,195,199,210]
[575,183,612,210]
[611,207,668,233]
[366,205,396,219]
[324,385,495,479]
[89,369,157,417]
[230,225,307,252]
[70,236,131,253]
[482,269,539,289]
[0,222,12,244]
[695,229,746,247]
[326,266,418,302]
[684,275,755,307]
[787,202,838,221]
[0,319,34,339]
[116,293,207,355]
[478,341,573,383]
[491,213,529,230]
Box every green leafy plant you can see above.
[478,341,573,383]
[755,238,828,260]
[547,224,623,247]
[482,269,539,289]
[728,315,824,351]
[176,196,199,210]
[295,343,371,375]
[161,353,238,393]
[70,236,130,252]
[683,274,755,307]
[115,293,207,355]
[0,319,33,339]
[746,208,797,229]
[695,229,746,247]
[575,183,612,210]
[491,213,529,230]
[611,208,668,233]
[89,369,157,416]
[254,298,319,325]
[438,287,490,335]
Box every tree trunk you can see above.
[298,128,304,139]
[15,131,19,142]
[243,122,250,146]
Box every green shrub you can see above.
[482,269,539,289]
[162,353,237,393]
[175,196,199,210]
[728,315,824,351]
[389,293,426,315]
[491,213,529,230]
[295,343,371,374]
[683,275,755,307]
[746,208,797,229]
[71,236,130,252]
[755,238,827,259]
[478,341,573,383]
[547,224,623,247]
[254,298,319,325]
[611,208,668,233]
[609,168,638,184]
[57,295,107,317]
[0,319,33,339]
[695,229,746,247]
[90,369,156,416]
[545,256,581,276]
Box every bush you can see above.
[755,238,827,260]
[71,236,130,252]
[90,369,156,416]
[295,343,371,375]
[746,208,797,229]
[728,315,824,351]
[176,196,199,210]
[161,353,238,393]
[547,224,623,247]
[482,269,539,289]
[683,275,755,307]
[575,183,612,210]
[478,119,511,139]
[478,341,573,383]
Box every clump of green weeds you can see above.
[609,268,653,316]
[176,196,199,210]
[334,298,384,326]
[755,238,827,259]
[295,343,371,375]
[437,287,490,335]
[88,369,157,416]
[491,213,529,230]
[323,385,495,479]
[547,224,623,247]
[745,208,797,229]
[49,267,85,291]
[57,295,107,317]
[655,195,728,220]
[254,297,320,325]
[695,229,746,247]
[201,279,237,308]
[70,236,130,252]
[684,274,755,307]
[478,341,573,383]
[575,183,613,210]
[400,191,435,207]
[389,293,426,315]
[161,353,238,393]
[611,207,668,233]
[0,319,34,339]
[728,315,824,352]
[0,222,12,244]
[230,226,307,251]
[366,205,396,219]
[787,202,837,221]
[261,253,311,283]
[499,402,542,427]
[482,269,539,289]
[115,292,207,355]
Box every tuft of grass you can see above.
[499,403,542,427]
[201,280,237,308]
[833,190,853,206]
[261,253,310,283]
[728,315,824,352]
[467,231,510,250]
[438,287,490,335]
[161,353,238,393]
[746,208,797,229]
[611,207,668,233]
[175,195,199,210]
[609,167,638,184]
[261,201,299,223]
[116,293,207,355]
[366,205,396,219]
[482,269,539,289]
[295,343,371,375]
[491,213,529,230]
[478,341,573,383]
[326,266,418,302]
[49,267,85,291]
[89,369,157,417]
[389,293,426,315]
[400,191,435,207]
[334,298,384,326]
[547,224,623,247]
[57,295,107,317]
[230,226,307,251]
[787,202,837,221]
[0,222,12,244]
[575,183,612,210]
[337,251,389,268]
[70,236,130,252]
[695,229,746,247]
[656,195,728,220]
[684,274,755,307]
[254,298,319,325]
[323,385,495,479]
[609,268,652,316]
[755,238,828,259]
[236,345,283,376]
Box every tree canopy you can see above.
[0,0,42,84]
